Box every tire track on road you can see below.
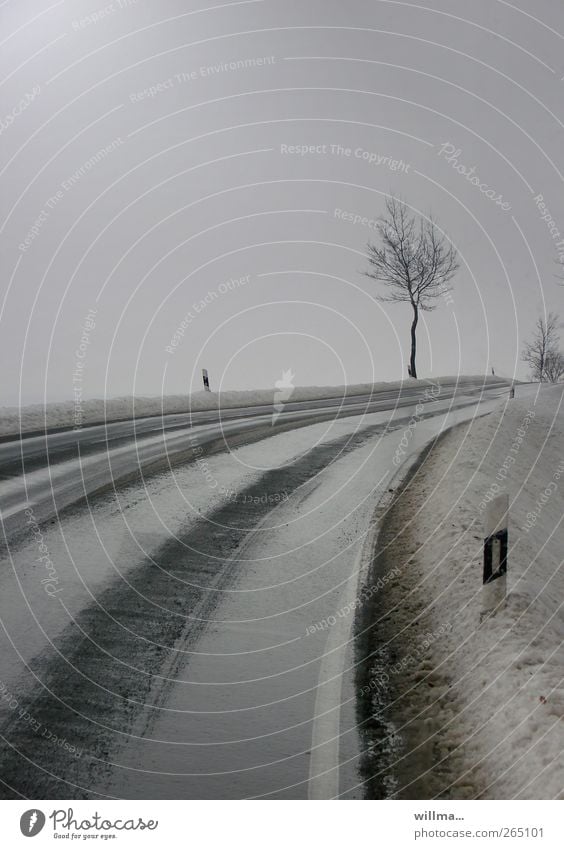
[0,417,397,799]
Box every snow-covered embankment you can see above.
[358,384,564,799]
[0,375,503,437]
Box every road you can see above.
[0,378,511,799]
[0,378,508,545]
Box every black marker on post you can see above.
[202,368,210,392]
[481,493,508,620]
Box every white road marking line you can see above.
[308,519,377,799]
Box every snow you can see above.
[390,382,564,798]
[0,378,516,797]
[0,386,504,794]
[0,375,503,437]
[101,389,500,799]
[0,406,417,725]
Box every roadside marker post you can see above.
[202,369,210,392]
[481,494,508,620]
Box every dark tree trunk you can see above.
[410,303,418,379]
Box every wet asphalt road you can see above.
[0,381,510,799]
[0,380,508,547]
[0,418,382,798]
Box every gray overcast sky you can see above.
[1,0,563,404]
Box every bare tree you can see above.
[544,350,564,383]
[364,197,459,379]
[521,313,561,382]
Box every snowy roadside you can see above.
[0,384,505,798]
[357,383,564,799]
[0,375,502,437]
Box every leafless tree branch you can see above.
[521,312,563,382]
[363,197,459,378]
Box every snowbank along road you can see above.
[356,383,564,800]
